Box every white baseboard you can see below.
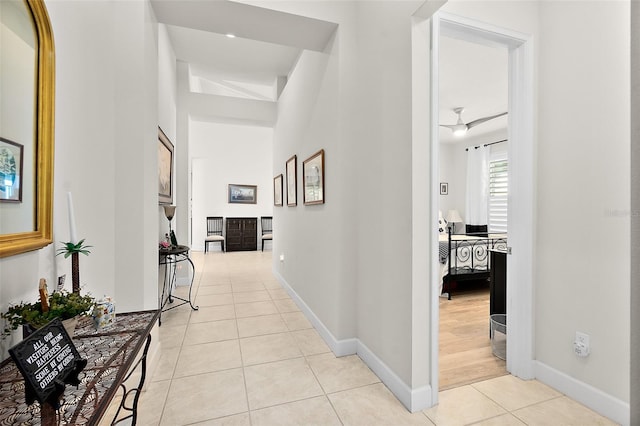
[534,361,629,426]
[273,270,432,413]
[357,340,432,412]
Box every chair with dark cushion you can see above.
[205,217,225,252]
[261,216,272,251]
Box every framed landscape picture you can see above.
[274,174,283,206]
[158,128,173,204]
[228,184,257,204]
[303,149,324,205]
[0,138,23,202]
[286,155,297,206]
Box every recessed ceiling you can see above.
[151,0,337,99]
[167,25,301,86]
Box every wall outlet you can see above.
[279,254,285,263]
[574,331,590,357]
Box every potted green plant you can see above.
[1,287,94,339]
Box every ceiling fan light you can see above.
[452,125,467,137]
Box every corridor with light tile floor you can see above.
[122,251,616,425]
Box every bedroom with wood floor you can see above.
[437,34,509,391]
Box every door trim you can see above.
[428,11,535,404]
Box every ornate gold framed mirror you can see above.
[0,0,54,258]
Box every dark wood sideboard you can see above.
[226,217,258,252]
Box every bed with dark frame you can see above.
[439,227,507,300]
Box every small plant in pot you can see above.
[1,279,94,339]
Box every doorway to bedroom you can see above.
[437,32,509,390]
[430,12,535,396]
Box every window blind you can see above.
[488,156,508,233]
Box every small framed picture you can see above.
[440,182,448,195]
[274,174,283,206]
[0,138,23,202]
[228,184,257,204]
[286,155,297,206]
[303,149,325,205]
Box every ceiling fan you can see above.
[440,107,507,137]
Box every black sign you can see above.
[8,318,86,406]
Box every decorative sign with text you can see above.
[8,318,86,406]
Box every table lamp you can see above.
[446,209,463,234]
[163,205,177,246]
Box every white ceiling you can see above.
[439,36,508,144]
[150,1,508,137]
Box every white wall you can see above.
[535,0,630,405]
[1,0,162,358]
[439,129,508,231]
[190,121,273,251]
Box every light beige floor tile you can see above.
[423,385,506,426]
[161,368,247,425]
[158,306,192,326]
[135,379,171,426]
[274,298,300,313]
[267,288,290,300]
[183,319,238,346]
[157,323,187,349]
[195,293,234,307]
[189,305,236,323]
[233,290,271,304]
[235,300,279,318]
[291,329,331,356]
[472,376,562,411]
[149,346,180,382]
[329,383,433,425]
[263,280,283,289]
[199,277,232,286]
[244,357,324,410]
[281,311,313,331]
[512,396,617,425]
[473,413,527,426]
[307,353,380,394]
[236,314,288,338]
[232,281,267,292]
[239,332,302,365]
[174,340,242,378]
[192,412,251,425]
[250,396,341,426]
[198,284,232,295]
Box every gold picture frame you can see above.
[286,155,297,207]
[303,149,325,205]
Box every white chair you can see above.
[205,217,225,252]
[261,216,272,251]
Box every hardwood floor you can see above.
[439,284,507,390]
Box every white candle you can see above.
[67,192,77,244]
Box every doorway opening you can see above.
[428,11,535,405]
[437,33,509,391]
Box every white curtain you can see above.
[465,146,489,226]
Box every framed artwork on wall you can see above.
[228,184,257,204]
[0,138,23,202]
[274,174,283,206]
[158,127,173,204]
[440,182,448,195]
[286,155,297,206]
[303,149,325,205]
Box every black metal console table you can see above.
[158,245,198,325]
[0,310,158,425]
